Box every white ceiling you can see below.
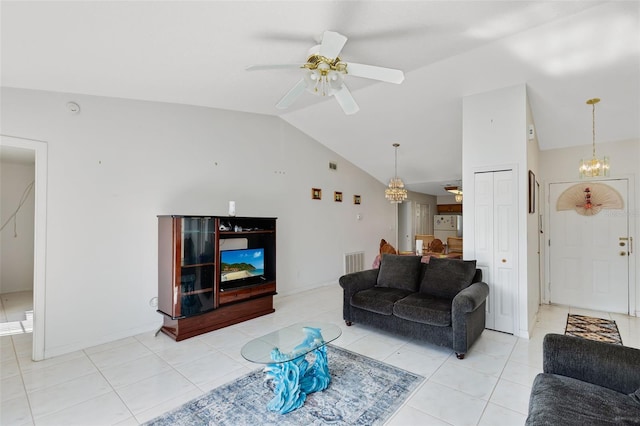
[2,1,638,196]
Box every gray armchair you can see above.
[526,333,640,425]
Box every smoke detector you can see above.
[66,102,81,114]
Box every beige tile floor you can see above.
[1,287,639,426]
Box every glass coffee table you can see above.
[241,321,342,414]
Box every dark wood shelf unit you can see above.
[157,215,277,341]
[437,204,463,214]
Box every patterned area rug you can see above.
[144,344,424,426]
[565,314,623,345]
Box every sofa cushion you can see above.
[393,293,452,326]
[376,254,422,292]
[351,287,413,316]
[420,257,477,299]
[526,373,640,425]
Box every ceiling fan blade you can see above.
[276,79,307,109]
[346,62,405,84]
[246,64,301,71]
[333,85,360,115]
[319,31,348,59]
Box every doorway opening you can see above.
[0,152,34,337]
[0,135,47,360]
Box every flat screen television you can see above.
[220,248,265,288]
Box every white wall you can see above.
[539,138,639,316]
[526,97,541,334]
[462,83,531,338]
[0,161,35,293]
[1,87,396,358]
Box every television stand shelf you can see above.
[157,215,277,341]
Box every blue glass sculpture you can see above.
[264,327,332,414]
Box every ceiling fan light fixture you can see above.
[304,68,344,97]
[302,55,346,97]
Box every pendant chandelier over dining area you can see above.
[385,143,407,203]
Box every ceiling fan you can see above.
[246,31,405,115]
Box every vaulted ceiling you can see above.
[2,1,638,195]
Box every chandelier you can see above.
[385,143,407,203]
[579,98,609,178]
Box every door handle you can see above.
[620,251,627,256]
[620,237,633,254]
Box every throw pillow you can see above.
[419,257,477,299]
[376,254,422,292]
[379,239,397,255]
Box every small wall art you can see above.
[353,195,361,205]
[334,191,343,202]
[311,188,322,200]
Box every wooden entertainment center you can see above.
[157,215,276,341]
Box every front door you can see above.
[549,179,629,313]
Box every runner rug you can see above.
[565,314,623,345]
[144,344,424,425]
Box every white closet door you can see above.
[475,173,495,329]
[474,170,517,334]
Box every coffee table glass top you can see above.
[241,321,342,364]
